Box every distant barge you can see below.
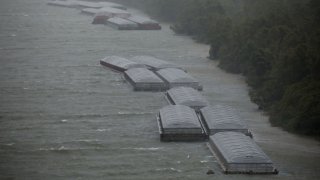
[126,15,161,30]
[98,7,131,18]
[47,0,78,8]
[48,0,126,10]
[98,2,127,10]
[81,8,100,15]
[107,17,138,30]
[48,1,162,31]
[82,7,131,18]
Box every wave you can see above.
[37,146,162,152]
[1,143,15,146]
[117,111,155,115]
[200,160,208,163]
[0,13,29,17]
[155,168,182,173]
[121,147,163,151]
[46,112,155,121]
[37,146,103,152]
[96,129,111,132]
[74,139,100,143]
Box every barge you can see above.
[208,132,278,174]
[157,105,207,141]
[99,7,131,19]
[47,0,78,8]
[81,8,100,15]
[199,105,252,136]
[75,0,102,8]
[156,68,203,90]
[126,15,161,30]
[98,2,127,10]
[107,17,138,30]
[165,87,209,111]
[75,1,126,10]
[131,56,182,71]
[124,68,166,91]
[100,56,146,72]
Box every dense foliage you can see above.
[116,0,320,137]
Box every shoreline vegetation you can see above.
[112,0,319,138]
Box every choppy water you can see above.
[0,0,319,179]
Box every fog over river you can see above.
[0,0,319,179]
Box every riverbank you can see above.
[114,0,320,138]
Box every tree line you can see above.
[115,0,320,138]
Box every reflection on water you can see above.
[0,0,319,179]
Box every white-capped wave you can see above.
[155,168,182,173]
[96,128,111,132]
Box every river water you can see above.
[0,0,319,179]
